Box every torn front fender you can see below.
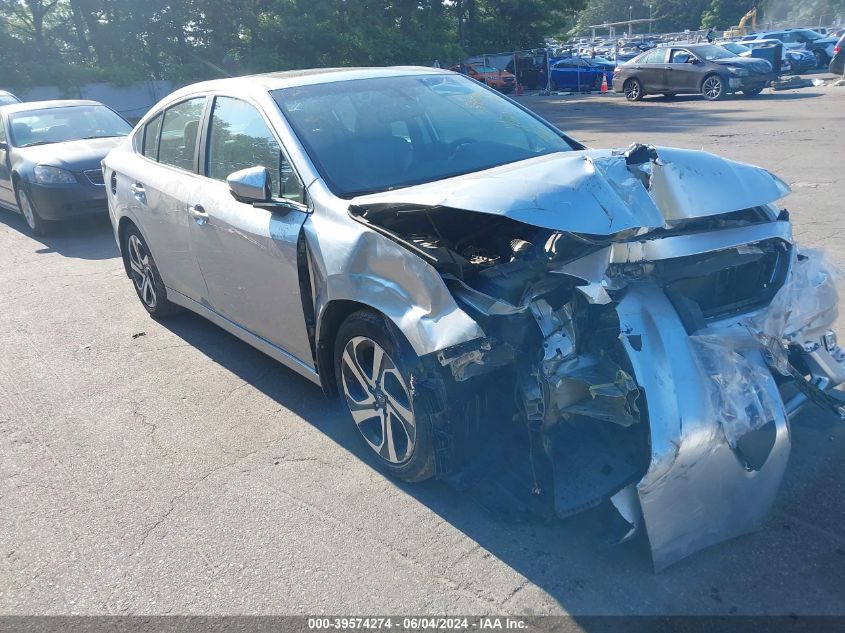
[616,282,791,572]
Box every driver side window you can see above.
[206,96,303,202]
[670,49,692,64]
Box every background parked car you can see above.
[0,90,20,106]
[550,57,611,91]
[742,28,838,68]
[830,32,845,76]
[615,43,773,101]
[0,99,131,234]
[453,64,516,93]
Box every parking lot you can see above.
[2,85,845,617]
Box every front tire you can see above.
[814,50,828,69]
[624,78,643,101]
[334,310,435,482]
[122,225,180,318]
[701,74,725,101]
[15,183,49,236]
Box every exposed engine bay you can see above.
[347,144,845,570]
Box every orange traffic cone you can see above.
[600,73,608,93]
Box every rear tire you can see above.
[701,74,725,101]
[122,225,180,319]
[334,310,435,483]
[624,78,643,101]
[15,183,49,236]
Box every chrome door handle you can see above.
[188,204,208,225]
[130,183,146,204]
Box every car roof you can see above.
[166,67,453,101]
[0,99,103,115]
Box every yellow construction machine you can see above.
[723,7,757,38]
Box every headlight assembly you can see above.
[728,67,750,77]
[33,165,77,184]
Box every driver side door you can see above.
[187,95,314,367]
[665,48,702,92]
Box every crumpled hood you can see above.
[351,147,790,236]
[713,56,772,73]
[18,136,123,172]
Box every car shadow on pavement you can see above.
[158,308,845,616]
[0,210,118,260]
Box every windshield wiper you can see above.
[21,141,53,147]
[80,134,122,140]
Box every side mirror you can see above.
[227,166,271,203]
[687,57,699,64]
[0,141,7,151]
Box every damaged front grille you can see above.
[649,238,791,330]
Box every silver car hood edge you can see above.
[351,146,790,235]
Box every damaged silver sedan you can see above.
[103,67,845,570]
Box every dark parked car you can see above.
[615,44,773,101]
[0,100,131,235]
[742,29,838,68]
[829,33,845,76]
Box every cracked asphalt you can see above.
[2,84,845,617]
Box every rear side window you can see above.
[639,48,666,64]
[158,98,206,171]
[142,113,162,160]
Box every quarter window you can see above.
[158,98,206,171]
[142,112,162,160]
[206,96,302,201]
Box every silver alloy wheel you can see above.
[18,189,36,230]
[127,234,157,309]
[703,76,723,100]
[624,79,640,100]
[340,336,416,465]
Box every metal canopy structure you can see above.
[586,18,658,39]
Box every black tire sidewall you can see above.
[15,182,47,236]
[122,224,177,319]
[334,310,436,482]
[702,74,724,100]
[625,78,643,101]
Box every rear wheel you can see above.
[334,310,435,482]
[624,78,643,101]
[122,225,180,318]
[701,74,725,101]
[15,183,49,236]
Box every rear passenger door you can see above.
[122,96,209,301]
[633,48,668,92]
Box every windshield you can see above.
[272,74,574,198]
[720,42,750,55]
[694,45,736,60]
[9,105,131,147]
[471,66,499,73]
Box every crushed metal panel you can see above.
[647,147,791,221]
[616,282,790,571]
[350,148,791,236]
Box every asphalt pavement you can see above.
[2,83,845,617]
